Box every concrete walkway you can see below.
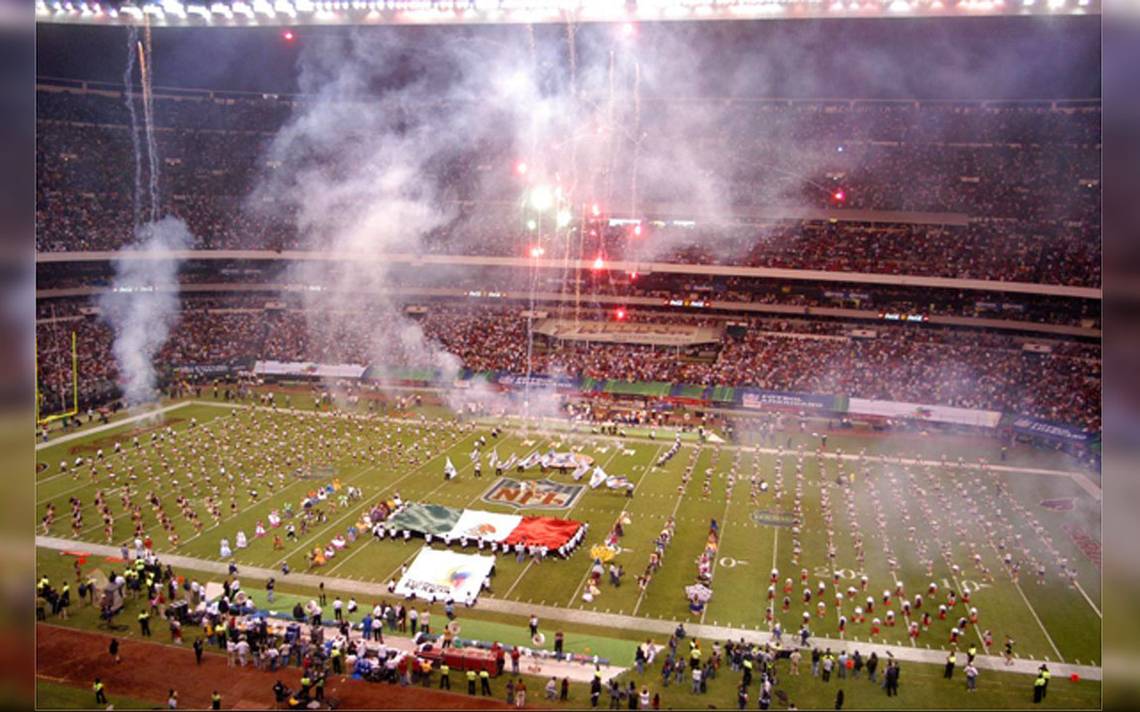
[36,536,1101,681]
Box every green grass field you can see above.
[36,679,159,709]
[35,394,1102,672]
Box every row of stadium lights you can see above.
[36,0,1094,21]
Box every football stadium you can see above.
[34,1,1101,709]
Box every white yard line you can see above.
[271,431,482,569]
[564,444,666,608]
[1011,578,1066,662]
[63,415,374,542]
[1073,580,1102,619]
[700,453,740,625]
[503,445,629,602]
[37,405,228,495]
[325,441,485,577]
[34,535,1105,680]
[36,401,193,452]
[630,447,699,617]
[946,570,992,654]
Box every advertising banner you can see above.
[740,389,838,412]
[847,398,1002,428]
[393,548,494,602]
[173,364,238,377]
[1007,415,1092,444]
[495,373,580,390]
[253,361,367,379]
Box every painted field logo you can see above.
[482,478,584,511]
[1040,498,1075,512]
[751,510,796,528]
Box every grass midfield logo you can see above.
[481,477,585,510]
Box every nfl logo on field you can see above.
[481,478,584,511]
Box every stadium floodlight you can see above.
[889,0,910,11]
[253,0,275,16]
[231,1,254,17]
[211,1,234,17]
[274,0,296,17]
[162,0,188,18]
[187,3,211,18]
[529,185,554,212]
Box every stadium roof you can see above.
[36,0,1099,27]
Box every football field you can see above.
[35,395,1102,668]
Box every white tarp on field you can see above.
[253,360,367,379]
[846,398,1002,428]
[446,509,524,542]
[393,548,495,602]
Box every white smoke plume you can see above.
[98,217,191,407]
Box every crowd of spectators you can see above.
[35,299,1100,431]
[36,85,1101,287]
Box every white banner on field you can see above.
[253,360,367,379]
[393,548,495,602]
[847,398,1002,428]
[447,509,524,543]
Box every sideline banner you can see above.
[847,398,1001,428]
[495,373,580,390]
[740,388,838,412]
[1006,414,1093,444]
[393,548,494,602]
[254,360,367,379]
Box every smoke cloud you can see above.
[98,217,191,406]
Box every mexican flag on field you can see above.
[383,504,584,554]
[386,503,463,537]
